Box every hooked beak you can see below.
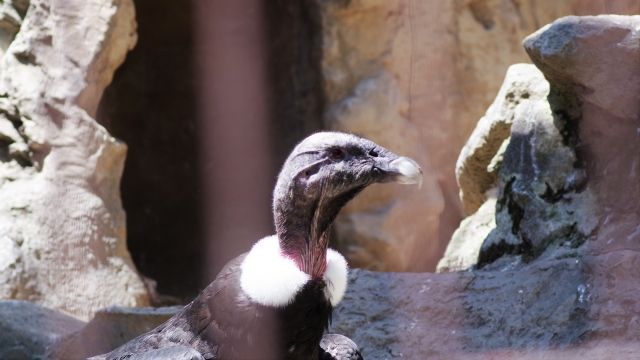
[375,156,423,187]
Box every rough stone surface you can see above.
[477,69,598,266]
[318,0,640,272]
[0,0,149,320]
[332,266,637,359]
[333,14,640,358]
[0,300,85,360]
[436,196,496,273]
[47,306,180,360]
[525,14,640,343]
[455,64,548,215]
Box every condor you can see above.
[96,132,422,360]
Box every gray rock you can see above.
[478,91,597,266]
[47,306,180,360]
[0,300,84,360]
[334,259,587,358]
[455,64,548,215]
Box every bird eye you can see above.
[368,148,379,157]
[328,147,345,160]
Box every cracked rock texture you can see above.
[0,0,149,320]
[455,64,549,215]
[333,15,640,358]
[438,63,551,272]
[318,0,640,272]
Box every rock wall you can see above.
[319,0,640,272]
[0,0,149,320]
[333,15,640,357]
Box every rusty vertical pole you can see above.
[194,0,272,280]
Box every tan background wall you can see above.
[321,0,640,271]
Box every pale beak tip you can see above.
[389,156,423,187]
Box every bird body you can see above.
[96,132,422,360]
[103,239,345,359]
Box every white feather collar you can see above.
[239,235,348,308]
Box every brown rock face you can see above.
[0,0,149,320]
[318,0,640,272]
[333,15,640,357]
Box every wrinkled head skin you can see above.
[273,132,422,278]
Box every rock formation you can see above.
[318,0,640,272]
[332,15,640,357]
[0,299,177,360]
[0,0,149,320]
[0,300,84,359]
[1,10,639,360]
[48,305,179,359]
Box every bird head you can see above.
[273,132,422,278]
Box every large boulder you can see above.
[333,15,640,357]
[0,300,179,360]
[436,197,496,273]
[0,300,84,360]
[0,0,149,320]
[318,0,640,271]
[47,306,180,359]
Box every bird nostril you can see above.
[368,149,378,157]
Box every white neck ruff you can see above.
[239,235,348,308]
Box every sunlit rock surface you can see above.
[318,0,640,272]
[333,15,640,358]
[455,64,549,215]
[436,197,496,273]
[0,0,149,320]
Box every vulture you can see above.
[93,132,422,360]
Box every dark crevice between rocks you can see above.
[96,0,203,301]
[477,237,524,267]
[95,0,327,301]
[0,137,12,162]
[13,50,37,65]
[477,177,520,266]
[548,85,586,168]
[505,186,524,236]
[0,105,33,168]
[540,181,565,203]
